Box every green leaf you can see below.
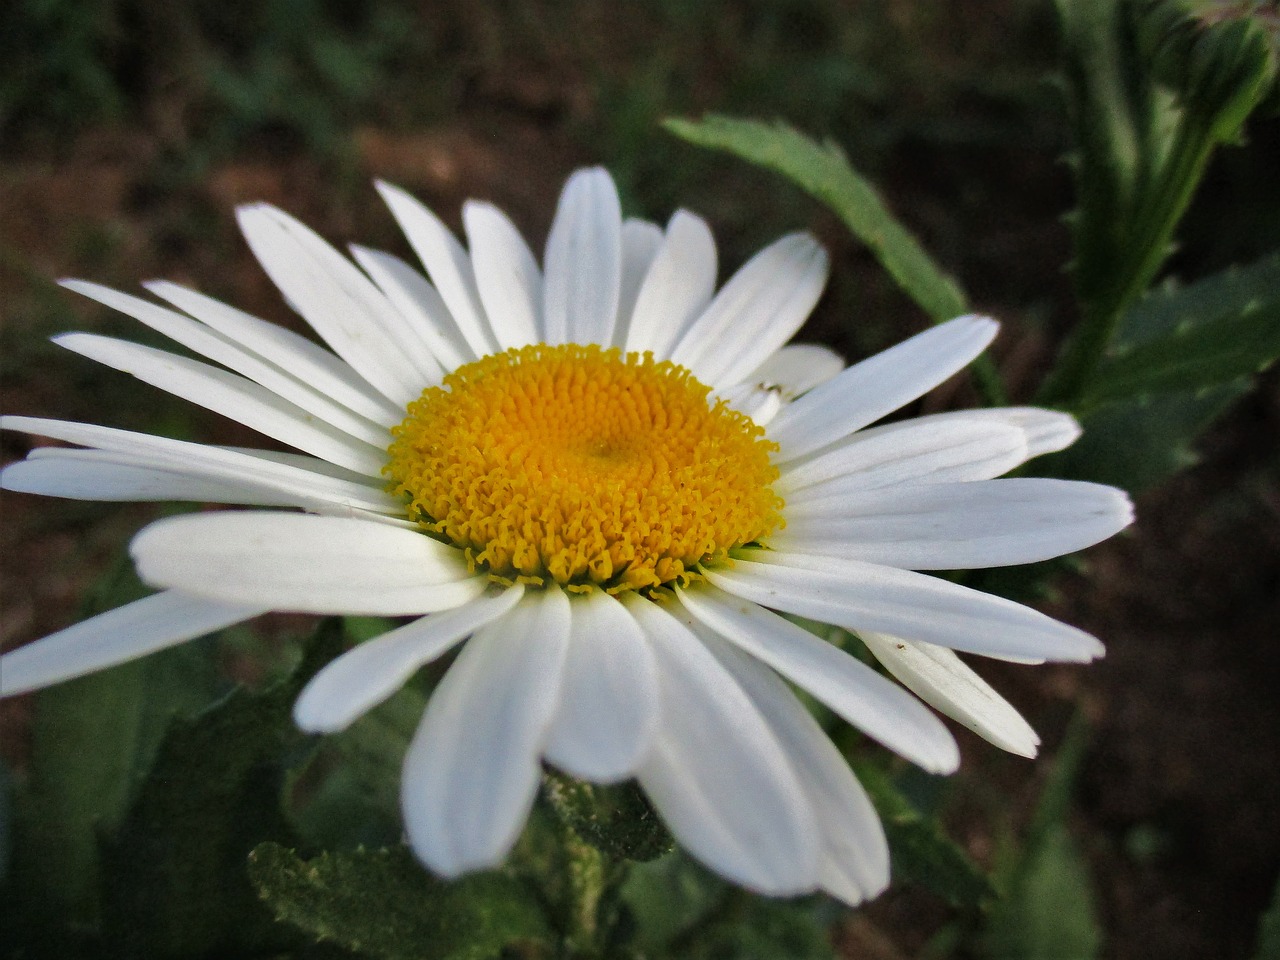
[248,843,552,960]
[541,771,673,863]
[1253,870,1280,960]
[663,114,967,323]
[95,618,345,959]
[853,762,994,909]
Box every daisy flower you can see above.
[0,167,1132,905]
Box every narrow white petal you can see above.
[739,343,845,398]
[701,633,890,905]
[624,210,717,359]
[293,585,526,733]
[543,591,660,782]
[716,384,785,425]
[350,246,472,371]
[463,201,542,349]
[64,281,394,448]
[905,407,1084,460]
[236,204,431,405]
[542,167,622,346]
[614,218,664,345]
[707,550,1105,662]
[54,332,388,476]
[376,180,499,358]
[768,315,999,462]
[624,595,821,896]
[779,419,1027,495]
[131,512,485,615]
[0,591,264,696]
[859,631,1040,758]
[144,280,402,426]
[671,234,827,389]
[776,478,1135,569]
[1,417,398,516]
[402,587,570,875]
[676,585,959,774]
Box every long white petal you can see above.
[707,551,1105,662]
[293,585,526,733]
[775,478,1135,569]
[542,167,622,346]
[463,200,542,349]
[614,218,664,346]
[64,281,394,448]
[0,591,264,696]
[739,343,845,398]
[905,407,1083,459]
[625,595,821,896]
[54,333,388,476]
[375,181,499,358]
[624,210,717,359]
[401,587,570,875]
[349,246,472,371]
[145,280,403,425]
[859,631,1040,758]
[543,590,660,782]
[236,204,430,405]
[701,633,890,905]
[676,585,959,774]
[671,233,827,389]
[778,419,1027,495]
[767,315,999,462]
[131,511,485,615]
[1,417,399,514]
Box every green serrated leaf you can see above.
[1253,870,1280,960]
[248,843,552,960]
[663,113,967,323]
[853,762,994,909]
[95,618,345,959]
[1082,298,1280,406]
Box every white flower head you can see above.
[0,166,1132,904]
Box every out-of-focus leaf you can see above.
[248,843,552,960]
[663,114,967,322]
[854,762,994,909]
[95,618,344,959]
[1254,871,1280,960]
[621,851,725,951]
[542,772,673,863]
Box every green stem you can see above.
[562,831,608,958]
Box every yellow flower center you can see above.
[385,344,783,594]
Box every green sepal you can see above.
[248,843,553,960]
[541,770,673,863]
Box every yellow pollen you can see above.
[385,344,783,594]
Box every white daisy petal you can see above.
[905,407,1084,460]
[374,181,499,358]
[143,280,402,426]
[293,585,527,733]
[767,315,1000,462]
[701,632,890,905]
[401,587,570,876]
[63,281,395,448]
[709,551,1106,662]
[776,478,1135,569]
[131,512,485,615]
[543,590,660,782]
[1,417,398,514]
[543,167,623,346]
[740,343,846,398]
[676,584,959,774]
[0,591,264,696]
[779,418,1027,495]
[859,631,1040,758]
[716,384,785,425]
[463,200,542,349]
[624,594,822,896]
[53,333,388,476]
[671,233,828,389]
[614,218,664,345]
[350,246,472,371]
[625,209,717,358]
[235,204,430,405]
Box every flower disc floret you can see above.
[385,344,783,593]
